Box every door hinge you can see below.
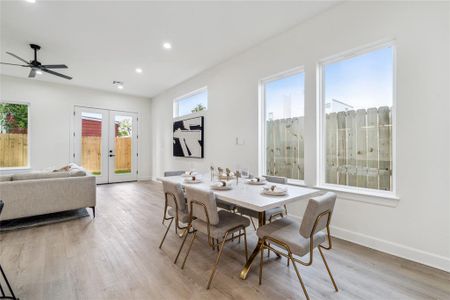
[137,153,139,157]
[136,170,139,175]
[73,132,75,137]
[73,153,75,158]
[73,111,76,116]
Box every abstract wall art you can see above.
[173,116,204,158]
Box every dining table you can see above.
[157,173,320,279]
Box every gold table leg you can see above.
[240,211,265,280]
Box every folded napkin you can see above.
[250,177,265,183]
[184,171,198,176]
[212,180,231,187]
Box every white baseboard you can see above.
[289,214,450,273]
[138,176,152,181]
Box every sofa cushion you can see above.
[12,171,71,181]
[0,175,12,182]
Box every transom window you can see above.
[320,43,395,192]
[0,102,29,169]
[173,87,208,118]
[261,68,305,181]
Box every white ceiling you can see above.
[0,1,338,98]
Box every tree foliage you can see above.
[0,103,28,133]
[191,103,206,113]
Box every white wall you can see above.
[0,75,152,180]
[151,1,450,271]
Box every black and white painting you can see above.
[173,116,204,158]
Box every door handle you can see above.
[109,154,115,157]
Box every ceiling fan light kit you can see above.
[0,43,72,80]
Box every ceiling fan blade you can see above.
[41,64,68,69]
[29,69,36,78]
[6,52,29,64]
[0,62,28,67]
[41,68,72,80]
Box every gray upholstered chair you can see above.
[256,192,338,300]
[174,187,250,289]
[159,181,190,250]
[237,175,288,230]
[163,170,185,177]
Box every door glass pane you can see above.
[81,112,102,175]
[114,115,132,174]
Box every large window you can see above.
[320,44,394,192]
[261,68,305,181]
[173,87,208,118]
[0,102,29,169]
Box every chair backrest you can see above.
[162,181,186,212]
[299,192,336,238]
[263,175,288,184]
[185,187,219,226]
[164,170,185,177]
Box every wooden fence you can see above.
[0,133,28,167]
[266,106,392,191]
[81,136,132,173]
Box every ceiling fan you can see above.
[0,44,72,80]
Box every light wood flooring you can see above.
[1,181,449,300]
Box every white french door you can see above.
[73,106,138,184]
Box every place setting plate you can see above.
[181,171,199,177]
[183,176,202,184]
[247,177,267,185]
[261,185,288,196]
[210,181,233,190]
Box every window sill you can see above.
[173,110,206,121]
[287,182,399,207]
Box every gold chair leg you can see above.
[159,218,174,249]
[216,239,220,252]
[243,227,248,261]
[181,231,197,269]
[319,247,338,292]
[174,226,190,264]
[259,243,264,285]
[290,254,310,300]
[206,233,229,290]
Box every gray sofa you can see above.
[0,164,96,221]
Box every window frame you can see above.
[258,65,306,184]
[0,100,31,171]
[173,86,208,118]
[316,40,397,198]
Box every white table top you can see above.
[157,175,320,212]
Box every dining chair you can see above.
[174,187,250,289]
[159,181,190,251]
[237,175,288,230]
[0,200,19,300]
[163,170,185,177]
[257,192,338,300]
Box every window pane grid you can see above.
[263,71,305,181]
[322,45,394,192]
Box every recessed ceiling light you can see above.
[36,70,42,75]
[25,0,36,3]
[162,42,172,50]
[135,68,143,74]
[118,85,124,90]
